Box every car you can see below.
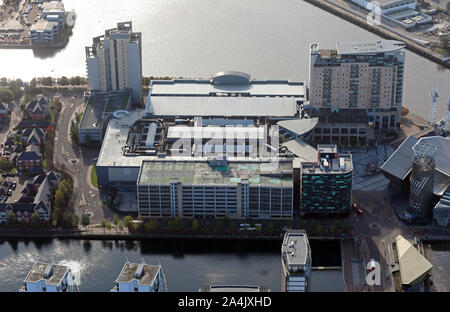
[7,189,12,196]
[1,173,7,178]
[12,182,16,190]
[357,208,363,216]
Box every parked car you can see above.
[1,173,7,178]
[12,181,16,190]
[7,189,12,196]
[357,208,363,216]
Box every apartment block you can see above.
[86,21,142,105]
[309,40,405,135]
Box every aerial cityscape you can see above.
[0,0,449,298]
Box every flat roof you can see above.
[115,262,160,286]
[200,285,270,292]
[374,0,415,7]
[138,160,293,187]
[387,9,419,20]
[301,154,353,174]
[282,139,318,163]
[150,77,305,97]
[336,40,405,55]
[79,91,130,130]
[24,263,68,286]
[277,118,318,136]
[167,125,265,140]
[146,96,298,117]
[30,19,58,32]
[282,231,310,267]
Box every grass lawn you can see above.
[91,166,98,189]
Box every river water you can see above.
[0,238,344,292]
[0,0,448,119]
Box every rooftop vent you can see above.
[43,264,53,279]
[135,264,145,279]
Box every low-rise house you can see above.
[14,120,51,132]
[0,202,50,224]
[21,128,45,148]
[25,97,49,120]
[16,145,43,175]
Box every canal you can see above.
[0,238,344,292]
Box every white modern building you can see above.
[111,262,166,292]
[29,1,65,44]
[86,21,142,105]
[281,230,312,292]
[20,263,77,292]
[351,0,416,14]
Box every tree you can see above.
[30,78,37,90]
[0,157,15,172]
[192,219,200,232]
[106,221,112,232]
[0,88,14,102]
[7,211,16,226]
[101,219,107,229]
[81,213,90,229]
[148,219,159,231]
[123,216,133,229]
[113,215,119,227]
[41,77,53,86]
[31,213,41,227]
[216,220,225,233]
[58,76,69,86]
[118,220,124,231]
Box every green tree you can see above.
[30,78,37,90]
[148,219,159,231]
[123,216,133,229]
[216,220,225,233]
[0,157,15,172]
[31,213,41,227]
[7,211,16,226]
[81,213,90,229]
[101,218,107,229]
[41,77,53,86]
[118,220,124,231]
[113,215,119,227]
[192,219,200,232]
[0,88,14,102]
[106,221,112,232]
[58,76,69,86]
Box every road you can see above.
[52,91,112,224]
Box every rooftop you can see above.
[24,263,69,286]
[146,73,304,117]
[42,1,64,12]
[381,136,450,195]
[281,230,310,268]
[79,91,130,130]
[277,118,318,137]
[336,40,405,55]
[395,235,433,287]
[115,262,160,286]
[301,154,353,174]
[199,285,270,292]
[30,19,58,32]
[137,160,293,187]
[146,96,298,118]
[282,139,318,163]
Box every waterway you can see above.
[0,0,448,120]
[0,238,344,292]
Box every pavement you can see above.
[51,90,113,224]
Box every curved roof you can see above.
[277,118,318,137]
[211,71,251,85]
